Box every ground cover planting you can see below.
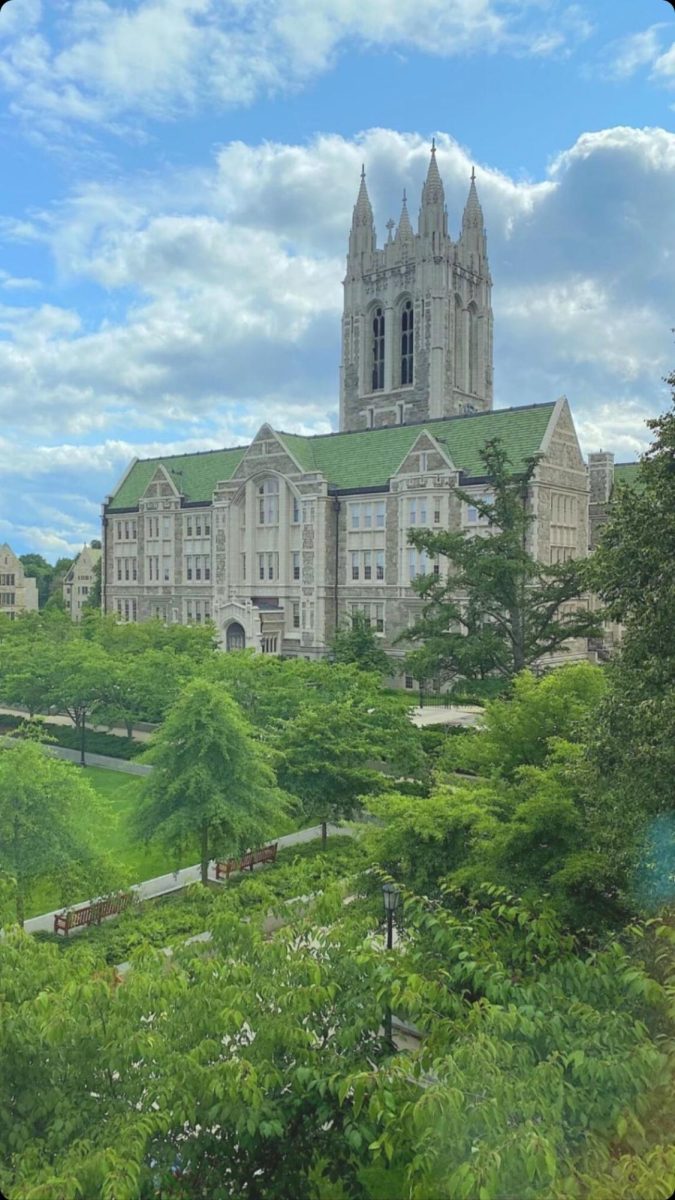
[37,836,367,965]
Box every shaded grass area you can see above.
[36,836,366,965]
[25,766,303,919]
[0,715,143,759]
[25,767,197,918]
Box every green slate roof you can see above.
[279,402,556,489]
[107,403,557,509]
[108,447,246,510]
[613,462,643,492]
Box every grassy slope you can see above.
[25,767,199,918]
[25,766,299,919]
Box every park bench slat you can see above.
[215,842,278,882]
[53,892,132,936]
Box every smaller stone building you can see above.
[588,453,641,549]
[62,545,102,621]
[0,544,39,620]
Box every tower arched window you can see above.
[401,300,414,386]
[257,477,279,525]
[371,307,385,391]
[468,304,479,395]
[454,295,464,389]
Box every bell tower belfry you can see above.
[339,146,493,432]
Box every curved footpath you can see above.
[20,824,353,937]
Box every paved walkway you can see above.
[0,705,154,742]
[411,704,483,728]
[21,824,352,936]
[1,701,483,738]
[0,734,151,775]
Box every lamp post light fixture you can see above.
[382,882,401,1049]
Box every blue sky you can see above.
[1,0,674,560]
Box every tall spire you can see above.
[348,164,376,261]
[462,165,483,231]
[419,139,446,239]
[395,187,413,244]
[459,167,488,273]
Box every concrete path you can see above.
[45,744,152,775]
[1,701,483,736]
[21,823,352,936]
[411,704,483,728]
[0,735,151,775]
[0,705,154,743]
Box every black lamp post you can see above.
[382,883,401,1049]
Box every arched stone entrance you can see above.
[225,621,246,651]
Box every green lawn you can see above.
[25,765,299,919]
[25,767,199,919]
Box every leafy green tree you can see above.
[276,684,424,847]
[404,438,601,682]
[45,639,112,765]
[97,650,189,737]
[585,386,675,913]
[331,611,391,674]
[444,662,606,780]
[1,870,674,1199]
[0,741,115,924]
[18,553,53,608]
[137,678,285,885]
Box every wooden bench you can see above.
[53,892,132,936]
[215,842,278,882]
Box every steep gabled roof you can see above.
[108,446,247,510]
[106,404,557,508]
[278,402,556,489]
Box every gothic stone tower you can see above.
[339,144,493,432]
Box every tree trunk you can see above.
[321,820,327,851]
[510,606,526,675]
[16,887,25,928]
[201,821,209,886]
[126,720,134,740]
[79,714,86,767]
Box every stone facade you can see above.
[102,399,596,676]
[0,544,38,620]
[62,545,101,621]
[340,151,493,433]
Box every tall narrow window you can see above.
[401,300,414,385]
[258,478,279,525]
[468,304,479,394]
[371,307,385,391]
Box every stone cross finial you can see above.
[386,218,395,241]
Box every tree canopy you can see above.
[403,438,600,684]
[137,678,286,884]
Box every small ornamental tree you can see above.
[403,438,601,683]
[137,679,285,885]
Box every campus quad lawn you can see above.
[24,766,199,919]
[25,765,298,920]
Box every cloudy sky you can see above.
[0,0,674,560]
